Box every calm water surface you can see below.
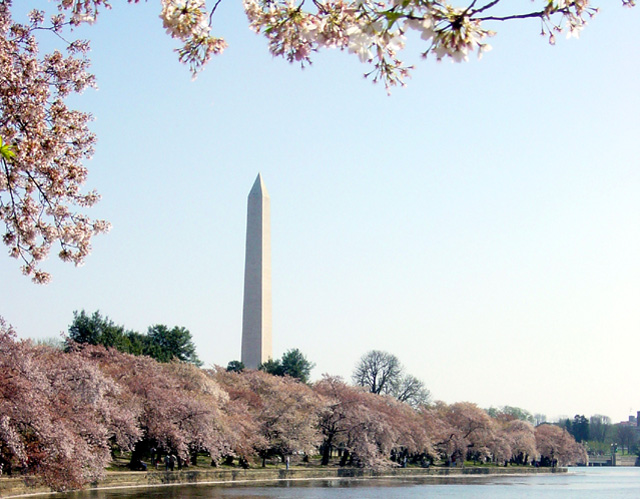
[53,467,640,498]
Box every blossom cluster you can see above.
[159,0,227,75]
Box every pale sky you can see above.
[2,2,639,424]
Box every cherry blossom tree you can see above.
[314,376,363,465]
[34,345,141,488]
[366,387,436,465]
[314,375,434,468]
[0,320,139,491]
[434,401,498,464]
[213,368,324,466]
[315,375,394,467]
[502,419,538,465]
[535,423,587,466]
[0,319,52,478]
[417,405,466,465]
[79,345,228,466]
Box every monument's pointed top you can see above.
[249,173,269,198]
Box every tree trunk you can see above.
[321,437,333,465]
[129,440,149,469]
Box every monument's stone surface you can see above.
[241,173,272,369]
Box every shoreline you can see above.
[0,466,567,498]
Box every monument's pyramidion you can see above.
[241,173,272,369]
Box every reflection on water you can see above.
[44,467,640,499]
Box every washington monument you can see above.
[241,173,272,369]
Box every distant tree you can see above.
[68,310,110,346]
[259,349,314,383]
[387,374,431,408]
[146,324,201,366]
[259,358,283,376]
[279,348,315,383]
[589,415,611,443]
[226,360,245,373]
[559,417,572,435]
[67,312,201,365]
[571,415,589,443]
[125,330,150,356]
[352,350,430,408]
[487,406,534,424]
[352,350,402,395]
[67,310,138,353]
[33,337,65,350]
[616,424,637,455]
[534,413,547,426]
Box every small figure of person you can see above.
[164,454,170,471]
[169,454,176,471]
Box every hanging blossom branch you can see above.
[239,0,635,92]
[57,1,638,87]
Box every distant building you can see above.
[616,412,640,427]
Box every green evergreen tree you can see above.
[280,348,314,383]
[226,360,245,372]
[259,349,314,383]
[259,358,283,376]
[67,310,133,352]
[145,324,201,366]
[67,311,201,365]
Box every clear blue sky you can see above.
[3,2,639,423]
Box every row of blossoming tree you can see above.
[0,318,586,492]
[0,1,636,283]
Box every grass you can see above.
[105,451,528,474]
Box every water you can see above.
[49,468,640,498]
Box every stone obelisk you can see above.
[241,173,272,369]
